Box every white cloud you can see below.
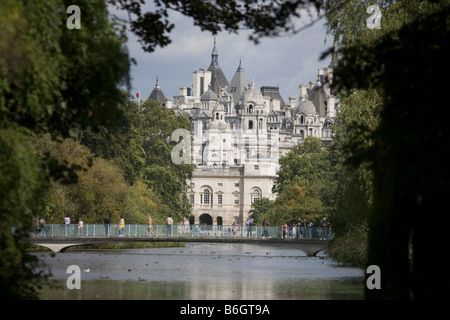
[124,6,332,102]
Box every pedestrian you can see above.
[232,221,237,237]
[166,214,173,237]
[33,216,40,235]
[104,216,110,236]
[307,221,313,239]
[302,218,307,238]
[119,216,125,236]
[281,223,287,239]
[64,215,71,236]
[34,215,40,235]
[78,218,84,236]
[320,217,328,240]
[246,217,254,237]
[263,218,270,238]
[296,217,302,239]
[39,217,46,236]
[147,216,153,237]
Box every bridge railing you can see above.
[32,224,334,240]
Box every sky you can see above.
[119,4,333,103]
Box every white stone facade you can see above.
[150,40,339,226]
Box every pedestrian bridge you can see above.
[30,224,331,256]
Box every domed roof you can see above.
[241,80,263,105]
[297,100,316,115]
[207,119,229,132]
[201,89,218,101]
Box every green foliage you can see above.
[324,0,450,299]
[81,95,196,222]
[0,127,49,299]
[265,185,324,226]
[327,224,368,269]
[108,0,322,52]
[274,136,330,194]
[0,0,130,137]
[269,137,331,227]
[122,180,168,225]
[248,198,274,224]
[0,0,130,299]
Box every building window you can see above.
[203,189,210,204]
[234,183,239,187]
[249,120,253,129]
[190,195,195,204]
[234,195,239,205]
[252,190,260,203]
[218,183,223,187]
[218,194,223,205]
[254,165,259,170]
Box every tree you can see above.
[80,91,147,185]
[324,0,450,299]
[0,127,49,299]
[140,99,196,221]
[108,0,322,52]
[0,0,130,299]
[265,185,324,227]
[81,96,196,222]
[248,198,274,224]
[274,136,330,194]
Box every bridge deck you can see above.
[30,235,328,256]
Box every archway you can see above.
[199,213,213,230]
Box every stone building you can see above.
[149,40,339,227]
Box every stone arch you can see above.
[199,213,213,229]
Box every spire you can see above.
[210,37,218,66]
[207,38,229,93]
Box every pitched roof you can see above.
[227,59,250,107]
[148,78,166,105]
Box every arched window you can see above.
[252,189,261,203]
[203,189,210,204]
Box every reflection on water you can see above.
[34,243,365,300]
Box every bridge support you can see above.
[33,243,82,253]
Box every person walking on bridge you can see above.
[246,218,254,237]
[64,215,70,236]
[320,217,328,240]
[166,214,173,237]
[147,216,154,237]
[104,216,110,236]
[119,216,125,236]
[263,218,270,238]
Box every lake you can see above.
[34,242,365,300]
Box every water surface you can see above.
[35,243,364,300]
